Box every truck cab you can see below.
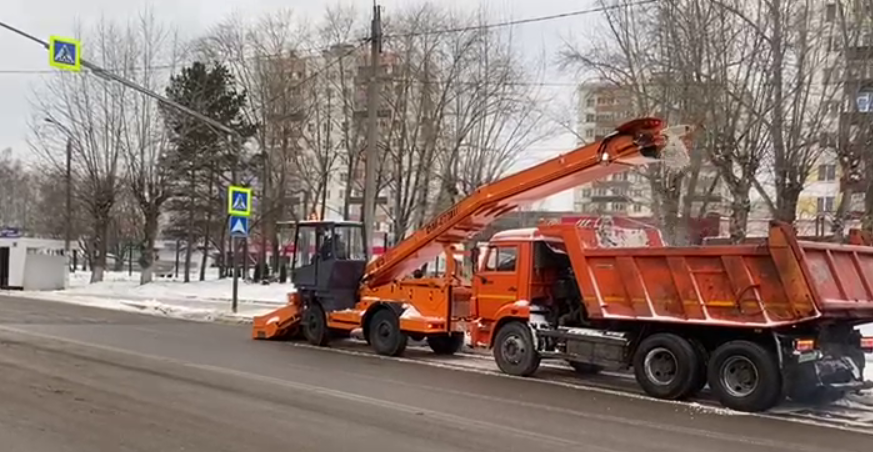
[470,223,664,347]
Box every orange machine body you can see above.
[466,220,873,347]
[253,117,683,341]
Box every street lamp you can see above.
[43,117,73,272]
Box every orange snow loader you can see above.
[252,118,873,412]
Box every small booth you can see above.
[0,237,68,291]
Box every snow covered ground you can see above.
[5,270,290,323]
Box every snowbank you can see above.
[65,270,292,305]
[7,270,290,323]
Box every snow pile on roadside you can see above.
[64,270,292,305]
[12,289,278,323]
[6,270,290,324]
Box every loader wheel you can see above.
[427,333,465,355]
[708,341,782,412]
[493,321,540,377]
[302,303,330,347]
[633,333,702,400]
[369,309,408,357]
[568,361,603,375]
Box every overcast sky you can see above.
[2,0,600,209]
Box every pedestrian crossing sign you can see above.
[227,185,252,217]
[49,36,81,72]
[229,216,249,237]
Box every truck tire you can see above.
[493,321,541,377]
[368,309,408,357]
[633,333,702,400]
[707,340,782,412]
[302,303,330,346]
[568,361,603,375]
[427,333,464,355]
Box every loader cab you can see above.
[285,220,367,311]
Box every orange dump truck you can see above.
[252,118,873,412]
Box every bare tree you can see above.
[561,0,715,244]
[377,4,549,240]
[0,149,36,231]
[29,18,140,282]
[120,11,187,284]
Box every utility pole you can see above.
[362,2,382,260]
[64,137,72,271]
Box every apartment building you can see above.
[265,45,397,246]
[784,1,872,236]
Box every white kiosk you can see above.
[0,237,67,291]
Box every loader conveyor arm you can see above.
[363,118,690,288]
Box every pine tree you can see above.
[162,61,256,282]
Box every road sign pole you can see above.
[227,186,251,314]
[231,237,238,314]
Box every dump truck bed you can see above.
[539,221,873,328]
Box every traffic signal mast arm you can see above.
[362,118,691,288]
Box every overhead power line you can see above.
[382,0,659,39]
[0,1,658,76]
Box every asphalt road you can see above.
[0,295,871,452]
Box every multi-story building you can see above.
[266,45,398,247]
[762,1,871,237]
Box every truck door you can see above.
[474,244,520,319]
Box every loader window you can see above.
[485,246,517,272]
[334,225,365,261]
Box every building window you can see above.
[585,114,595,122]
[632,189,643,198]
[593,187,608,196]
[818,164,837,181]
[586,97,595,107]
[817,196,835,213]
[585,129,594,138]
[581,188,592,197]
[825,3,837,22]
[819,132,836,148]
[633,204,642,213]
[611,202,626,212]
[612,172,628,181]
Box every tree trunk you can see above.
[90,214,109,283]
[140,205,159,285]
[184,208,194,283]
[728,191,751,244]
[184,170,195,283]
[218,219,227,279]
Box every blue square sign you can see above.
[229,216,249,237]
[49,36,81,72]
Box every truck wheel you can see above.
[302,303,330,346]
[368,309,408,357]
[493,321,540,377]
[708,341,782,412]
[633,333,702,400]
[427,333,464,355]
[568,361,603,375]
